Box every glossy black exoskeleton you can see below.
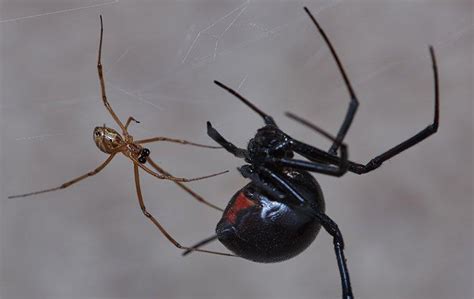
[184,7,439,299]
[217,169,325,263]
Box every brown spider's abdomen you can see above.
[93,126,124,154]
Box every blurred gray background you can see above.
[1,1,472,299]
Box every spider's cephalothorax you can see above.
[184,7,439,299]
[247,125,294,162]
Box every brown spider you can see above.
[8,16,232,257]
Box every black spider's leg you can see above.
[214,80,276,126]
[290,138,339,164]
[286,44,438,175]
[256,167,308,206]
[182,235,219,256]
[289,139,391,175]
[270,115,348,176]
[264,139,348,177]
[285,113,342,164]
[287,139,367,175]
[303,7,359,155]
[182,165,286,258]
[289,140,367,175]
[238,165,286,199]
[279,115,347,166]
[345,46,439,174]
[207,121,248,159]
[253,167,353,299]
[266,157,346,177]
[286,136,364,174]
[308,208,353,299]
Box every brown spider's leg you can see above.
[135,136,221,149]
[124,152,228,182]
[97,16,127,133]
[133,164,234,257]
[146,157,223,211]
[124,117,140,130]
[182,235,219,256]
[8,154,116,199]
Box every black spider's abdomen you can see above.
[216,169,325,263]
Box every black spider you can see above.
[183,7,439,299]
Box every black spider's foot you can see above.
[207,121,219,138]
[365,159,382,173]
[238,165,255,178]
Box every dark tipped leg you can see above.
[182,235,219,256]
[124,116,140,130]
[286,44,439,176]
[239,165,285,200]
[133,164,234,257]
[246,165,354,298]
[207,121,248,158]
[147,157,223,212]
[267,145,347,177]
[303,7,359,155]
[265,118,349,177]
[214,80,276,125]
[348,46,439,174]
[8,154,116,199]
[97,15,127,133]
[312,210,353,299]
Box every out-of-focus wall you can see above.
[1,1,472,298]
